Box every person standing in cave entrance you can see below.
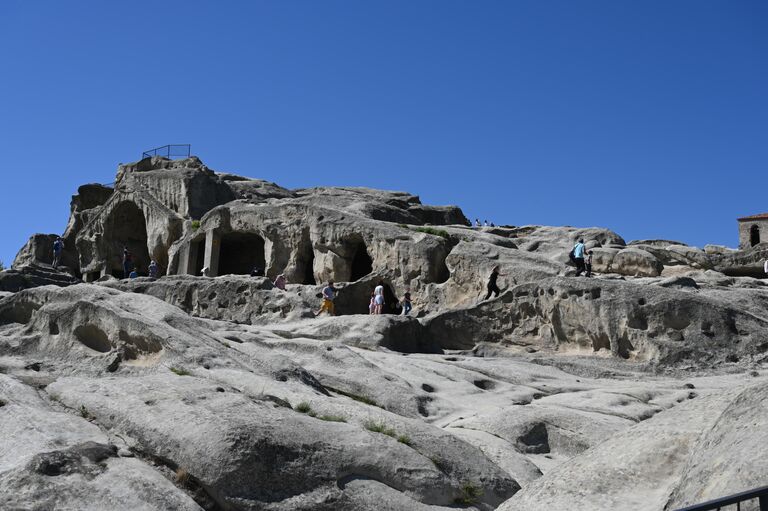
[148,260,159,279]
[122,247,133,279]
[52,237,64,269]
[368,291,376,315]
[483,265,506,300]
[315,281,337,317]
[374,280,385,314]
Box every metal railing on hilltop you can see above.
[675,485,768,511]
[142,144,191,159]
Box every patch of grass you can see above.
[454,481,484,506]
[319,414,347,423]
[175,468,190,486]
[294,401,312,414]
[364,420,397,438]
[396,434,412,446]
[397,223,409,229]
[191,220,200,230]
[412,226,450,239]
[429,455,453,475]
[170,366,192,376]
[79,404,92,419]
[327,386,381,408]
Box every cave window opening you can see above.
[218,232,266,276]
[350,241,373,281]
[751,225,760,247]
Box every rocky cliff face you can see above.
[2,156,768,510]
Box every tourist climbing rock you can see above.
[484,265,505,300]
[401,291,412,315]
[572,238,587,276]
[315,281,336,316]
[52,237,64,269]
[585,250,593,278]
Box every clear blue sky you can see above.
[1,1,765,265]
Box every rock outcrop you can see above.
[4,155,768,510]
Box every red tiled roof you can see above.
[738,213,768,222]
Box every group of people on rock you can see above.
[121,247,159,279]
[312,279,412,318]
[54,234,597,315]
[474,218,495,228]
[479,238,595,302]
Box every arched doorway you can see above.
[751,225,761,247]
[219,232,266,275]
[107,202,150,277]
[350,241,373,281]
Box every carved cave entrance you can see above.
[189,238,206,276]
[301,246,316,285]
[350,241,373,282]
[336,280,402,316]
[218,232,266,276]
[108,202,150,278]
[751,225,761,247]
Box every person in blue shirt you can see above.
[52,237,64,269]
[573,239,587,276]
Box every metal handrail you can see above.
[675,485,768,511]
[141,144,191,159]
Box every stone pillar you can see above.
[204,230,221,277]
[178,244,191,276]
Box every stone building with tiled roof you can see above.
[738,213,768,248]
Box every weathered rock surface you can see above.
[0,263,81,292]
[5,156,768,510]
[498,380,768,511]
[0,373,202,511]
[425,276,768,369]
